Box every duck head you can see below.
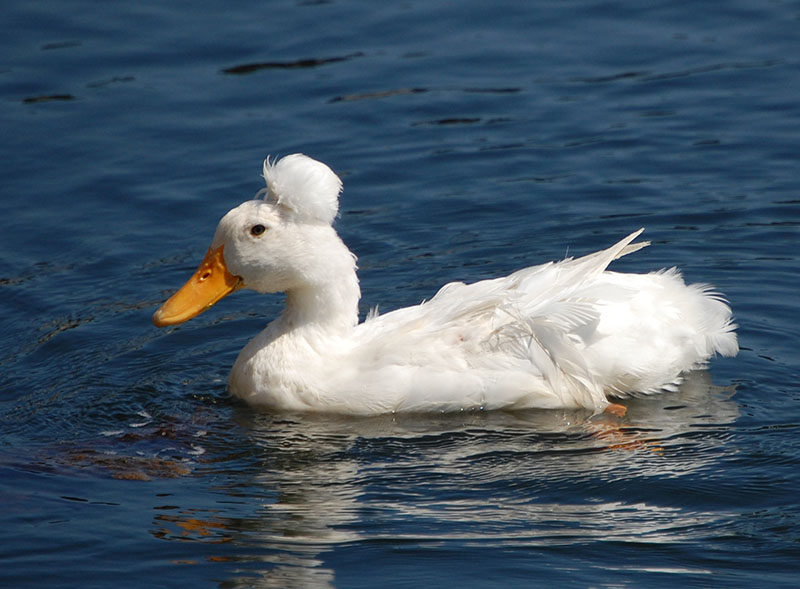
[153,154,344,327]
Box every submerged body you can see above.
[154,154,738,414]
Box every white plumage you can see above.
[261,154,342,224]
[153,154,738,414]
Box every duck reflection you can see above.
[154,371,737,587]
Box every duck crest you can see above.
[262,153,342,224]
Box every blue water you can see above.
[1,0,799,586]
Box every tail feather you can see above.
[562,228,649,276]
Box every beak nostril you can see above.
[200,271,211,281]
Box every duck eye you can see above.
[250,224,266,236]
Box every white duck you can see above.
[153,154,738,414]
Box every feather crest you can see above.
[262,154,342,224]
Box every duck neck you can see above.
[280,260,361,335]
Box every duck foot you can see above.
[604,403,627,417]
[590,404,664,454]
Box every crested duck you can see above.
[153,154,738,414]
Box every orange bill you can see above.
[153,244,242,327]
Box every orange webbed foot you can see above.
[604,402,627,417]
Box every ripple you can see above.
[221,52,364,75]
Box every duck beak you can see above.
[153,244,242,327]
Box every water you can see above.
[1,0,799,586]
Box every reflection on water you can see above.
[143,372,737,586]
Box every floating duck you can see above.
[153,154,738,414]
